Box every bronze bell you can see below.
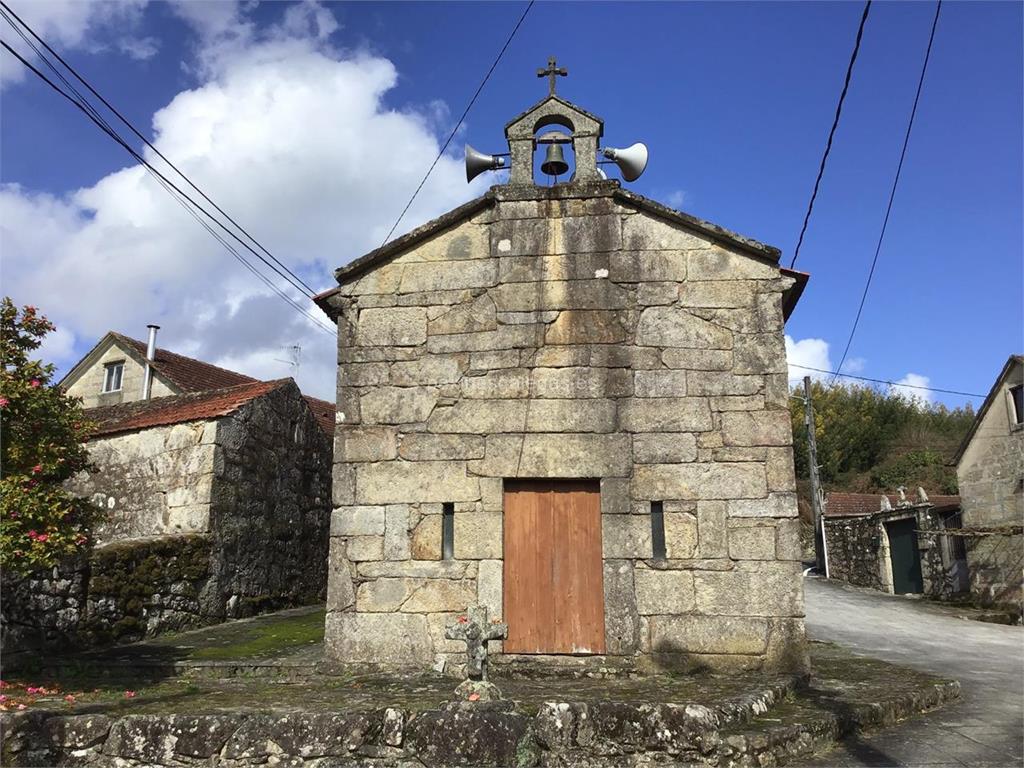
[540,143,569,177]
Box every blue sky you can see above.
[1,1,1021,404]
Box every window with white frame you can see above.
[103,361,124,393]
[1009,384,1023,426]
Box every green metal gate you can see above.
[886,518,924,594]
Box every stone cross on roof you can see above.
[445,605,507,683]
[537,56,567,96]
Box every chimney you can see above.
[141,324,160,400]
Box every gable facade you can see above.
[64,336,177,408]
[322,182,808,674]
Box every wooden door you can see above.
[886,518,924,594]
[503,479,606,654]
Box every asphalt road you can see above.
[799,577,1023,767]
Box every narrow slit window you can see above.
[442,502,455,560]
[103,361,124,393]
[651,501,666,559]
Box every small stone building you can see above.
[822,490,966,597]
[316,81,810,674]
[954,355,1024,613]
[1,333,333,653]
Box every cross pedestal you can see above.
[445,606,508,701]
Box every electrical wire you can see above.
[789,363,982,399]
[830,0,943,383]
[790,0,872,270]
[0,0,317,298]
[0,37,334,335]
[378,0,534,248]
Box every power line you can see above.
[379,0,534,248]
[0,0,317,298]
[790,0,872,270]
[0,38,334,335]
[831,0,943,382]
[790,363,982,399]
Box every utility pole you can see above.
[803,376,826,573]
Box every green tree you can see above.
[1,298,98,574]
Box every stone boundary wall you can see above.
[325,186,807,674]
[0,676,962,767]
[965,533,1023,614]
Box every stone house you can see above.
[1,333,334,653]
[954,355,1024,613]
[315,83,810,674]
[822,490,966,598]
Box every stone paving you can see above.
[800,576,1023,767]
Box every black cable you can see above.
[790,0,871,270]
[831,0,942,382]
[790,364,983,399]
[0,0,317,297]
[0,38,334,335]
[379,0,534,248]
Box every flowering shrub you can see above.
[0,298,98,574]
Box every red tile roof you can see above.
[86,380,288,438]
[304,395,336,437]
[110,333,259,393]
[824,491,961,518]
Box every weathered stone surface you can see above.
[337,427,397,463]
[340,362,388,386]
[331,506,386,536]
[662,348,733,371]
[360,387,438,425]
[518,434,631,477]
[489,280,628,312]
[727,522,777,560]
[545,310,628,344]
[619,398,712,433]
[687,372,762,396]
[467,434,524,477]
[398,434,484,461]
[390,356,463,386]
[530,345,590,368]
[733,333,788,375]
[325,612,433,664]
[678,281,757,308]
[469,349,520,370]
[729,492,798,519]
[355,462,480,504]
[775,519,802,561]
[496,310,559,325]
[345,535,384,561]
[399,223,487,262]
[609,250,688,282]
[688,247,777,280]
[634,370,688,398]
[401,579,475,613]
[530,367,632,399]
[525,399,617,433]
[326,538,354,611]
[695,563,802,617]
[453,513,502,559]
[665,512,698,559]
[637,281,679,305]
[600,477,631,515]
[603,515,652,559]
[410,514,441,560]
[590,345,663,369]
[648,615,768,655]
[356,307,427,347]
[766,448,797,492]
[721,410,792,446]
[622,215,707,252]
[477,559,502,617]
[697,501,728,559]
[461,369,529,399]
[499,253,610,283]
[384,505,411,560]
[356,577,417,612]
[636,307,733,349]
[633,433,697,463]
[427,325,540,354]
[427,400,528,434]
[634,568,695,614]
[428,294,497,335]
[398,260,497,293]
[603,560,640,654]
[633,463,766,500]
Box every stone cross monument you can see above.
[445,606,508,701]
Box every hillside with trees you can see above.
[788,381,976,518]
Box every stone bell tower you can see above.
[316,58,810,676]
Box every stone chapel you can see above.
[315,63,811,674]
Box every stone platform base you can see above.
[1,645,959,768]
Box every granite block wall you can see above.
[323,185,807,674]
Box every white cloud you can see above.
[785,335,832,385]
[1,9,487,400]
[666,190,686,210]
[890,373,933,404]
[0,0,154,87]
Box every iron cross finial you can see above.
[537,56,567,96]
